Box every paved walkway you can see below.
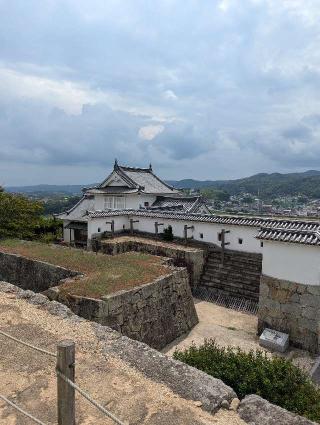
[0,291,246,425]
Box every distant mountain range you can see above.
[5,170,320,199]
[5,184,97,196]
[167,170,320,198]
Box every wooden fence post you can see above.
[57,340,75,425]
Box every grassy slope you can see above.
[0,240,169,298]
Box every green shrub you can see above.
[173,339,320,422]
[162,225,174,241]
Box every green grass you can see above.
[174,339,320,423]
[0,239,169,298]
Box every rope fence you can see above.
[0,329,126,425]
[0,395,48,425]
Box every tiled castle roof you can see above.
[257,227,320,246]
[98,162,180,195]
[150,196,206,213]
[87,208,320,245]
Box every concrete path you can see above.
[0,291,246,425]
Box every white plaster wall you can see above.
[130,215,263,253]
[63,221,74,243]
[262,241,320,285]
[87,216,130,238]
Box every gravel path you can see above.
[0,290,246,425]
[164,299,317,373]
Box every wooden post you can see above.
[130,219,139,235]
[57,340,75,425]
[220,229,230,265]
[184,225,188,245]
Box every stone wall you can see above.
[258,274,320,353]
[0,251,79,292]
[100,237,206,287]
[49,267,198,350]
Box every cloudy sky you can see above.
[1,0,320,185]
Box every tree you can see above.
[0,192,44,239]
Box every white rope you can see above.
[0,329,56,357]
[56,370,126,425]
[0,395,48,425]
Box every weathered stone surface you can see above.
[238,395,317,425]
[53,267,199,350]
[258,275,320,353]
[101,237,205,286]
[97,325,236,413]
[310,356,320,385]
[0,251,79,292]
[199,249,262,302]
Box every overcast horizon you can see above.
[1,1,320,186]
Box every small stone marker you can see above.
[259,328,289,353]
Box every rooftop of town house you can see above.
[0,239,170,298]
[91,160,181,195]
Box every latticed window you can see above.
[114,196,125,209]
[104,196,113,209]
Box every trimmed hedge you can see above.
[173,340,320,422]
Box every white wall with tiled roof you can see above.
[129,214,263,253]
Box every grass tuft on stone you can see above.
[173,339,320,423]
[0,239,169,298]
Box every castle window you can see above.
[144,201,149,207]
[98,227,101,233]
[114,197,125,209]
[199,233,204,239]
[218,232,222,241]
[238,238,243,244]
[260,241,264,248]
[104,196,113,209]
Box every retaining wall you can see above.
[0,251,79,291]
[258,274,320,353]
[48,267,199,350]
[100,237,206,287]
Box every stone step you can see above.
[206,257,262,268]
[206,258,261,269]
[201,279,260,293]
[204,265,261,278]
[201,286,259,298]
[203,272,261,283]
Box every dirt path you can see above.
[164,299,316,373]
[0,291,246,425]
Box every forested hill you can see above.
[167,170,320,198]
[5,170,320,199]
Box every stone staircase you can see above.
[199,248,262,302]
